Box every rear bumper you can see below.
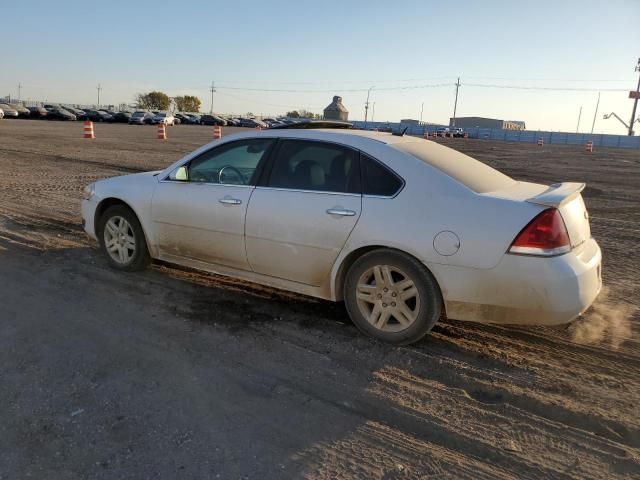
[436,238,602,326]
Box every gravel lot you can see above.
[0,120,639,479]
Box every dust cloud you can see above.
[569,287,635,349]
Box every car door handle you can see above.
[219,197,242,205]
[326,208,356,216]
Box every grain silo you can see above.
[323,96,348,121]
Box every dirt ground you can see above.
[0,120,638,479]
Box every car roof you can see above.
[256,128,426,146]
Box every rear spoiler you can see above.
[526,182,585,208]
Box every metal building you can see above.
[450,116,526,130]
[323,96,348,121]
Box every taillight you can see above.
[509,208,571,256]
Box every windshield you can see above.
[393,141,515,194]
[132,112,145,117]
[157,113,166,118]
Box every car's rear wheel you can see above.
[98,205,150,271]
[344,249,442,345]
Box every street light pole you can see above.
[420,102,424,123]
[372,102,375,122]
[629,58,640,136]
[364,86,374,126]
[96,84,102,106]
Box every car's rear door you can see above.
[151,138,275,270]
[245,139,362,286]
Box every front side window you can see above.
[267,140,360,194]
[169,139,274,185]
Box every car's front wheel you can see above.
[98,205,150,271]
[344,249,442,345]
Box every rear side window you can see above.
[267,140,360,194]
[361,154,403,197]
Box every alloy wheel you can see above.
[103,216,136,265]
[355,265,420,333]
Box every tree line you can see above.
[135,91,201,112]
[134,91,319,118]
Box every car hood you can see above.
[95,170,161,195]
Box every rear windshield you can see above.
[393,141,515,193]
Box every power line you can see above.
[215,91,323,110]
[464,83,627,92]
[211,82,627,94]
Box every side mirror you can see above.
[172,165,188,181]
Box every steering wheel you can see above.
[218,165,247,185]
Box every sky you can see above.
[1,0,639,134]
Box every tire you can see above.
[97,205,151,272]
[344,249,442,345]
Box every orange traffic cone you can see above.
[256,125,262,131]
[213,125,222,139]
[423,131,429,139]
[585,140,593,153]
[157,123,167,140]
[537,137,544,146]
[83,120,95,139]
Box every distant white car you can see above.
[0,107,4,119]
[81,124,602,344]
[151,112,175,126]
[0,104,18,118]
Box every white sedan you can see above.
[81,125,602,344]
[151,112,175,126]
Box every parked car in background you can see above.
[200,114,227,126]
[9,103,31,117]
[83,109,113,122]
[27,106,48,118]
[450,127,465,138]
[45,107,76,121]
[129,111,154,125]
[0,104,19,118]
[175,113,198,124]
[187,114,202,124]
[239,118,268,128]
[436,127,450,137]
[150,112,175,126]
[113,112,132,123]
[224,117,240,127]
[81,125,602,345]
[64,107,87,120]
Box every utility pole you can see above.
[364,86,374,126]
[17,82,22,101]
[420,102,424,123]
[591,92,600,134]
[629,57,640,136]
[576,106,582,133]
[451,77,461,127]
[96,84,102,106]
[209,81,216,114]
[371,102,376,122]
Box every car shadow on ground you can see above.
[1,240,638,479]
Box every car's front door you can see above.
[245,139,362,286]
[151,138,274,270]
